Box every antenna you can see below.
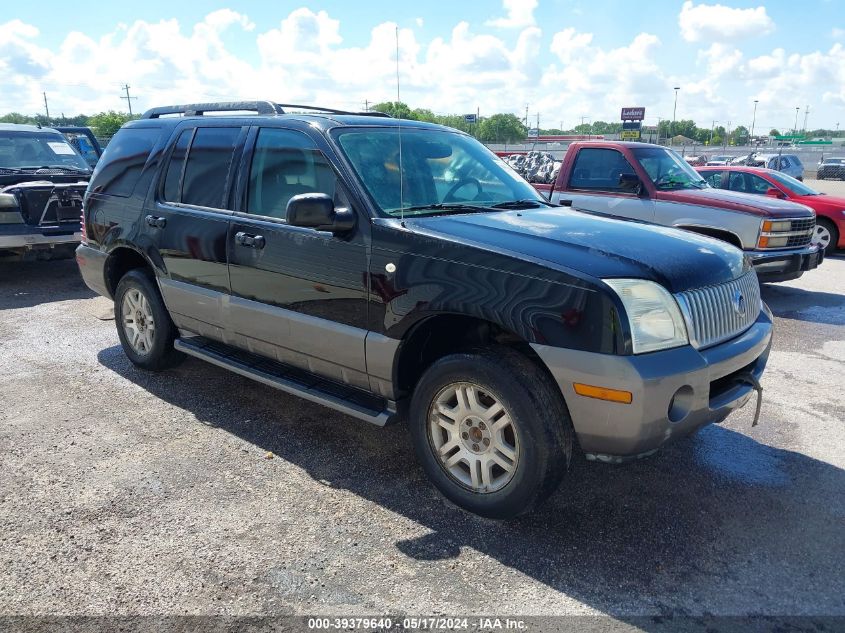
[396,25,405,226]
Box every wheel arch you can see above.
[391,312,556,400]
[104,245,157,296]
[675,224,744,249]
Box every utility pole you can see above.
[121,84,137,116]
[671,86,680,145]
[536,112,540,131]
[364,99,369,112]
[750,100,758,142]
[710,120,716,145]
[793,107,800,138]
[802,105,809,136]
[524,104,529,128]
[43,92,50,119]
[725,121,731,149]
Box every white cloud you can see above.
[833,28,845,39]
[485,0,537,29]
[415,17,424,28]
[679,1,774,43]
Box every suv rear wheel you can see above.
[409,346,573,519]
[114,269,184,370]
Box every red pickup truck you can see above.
[532,141,823,282]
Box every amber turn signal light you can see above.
[573,383,633,404]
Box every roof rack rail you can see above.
[276,103,391,118]
[140,101,285,119]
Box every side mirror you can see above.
[286,193,356,234]
[618,173,643,194]
[765,187,785,199]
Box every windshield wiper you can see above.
[19,165,90,173]
[395,203,489,217]
[489,199,555,209]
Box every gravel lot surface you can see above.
[1,234,843,622]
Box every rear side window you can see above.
[89,127,159,197]
[569,148,636,191]
[179,127,241,209]
[162,130,192,203]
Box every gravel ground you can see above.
[1,249,843,622]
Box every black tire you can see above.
[816,217,839,257]
[409,346,574,519]
[114,268,184,371]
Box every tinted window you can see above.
[181,127,241,209]
[570,148,637,191]
[162,129,192,203]
[89,127,159,197]
[247,128,337,219]
[746,173,773,194]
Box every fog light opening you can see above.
[668,385,694,423]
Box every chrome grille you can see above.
[674,271,761,350]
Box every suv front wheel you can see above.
[114,269,184,371]
[409,346,573,519]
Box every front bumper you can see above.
[747,244,823,282]
[532,308,773,460]
[0,226,81,250]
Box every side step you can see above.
[174,336,400,426]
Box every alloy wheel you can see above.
[121,288,156,355]
[427,382,520,493]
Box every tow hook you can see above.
[733,372,764,427]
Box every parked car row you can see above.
[817,156,845,180]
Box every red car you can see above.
[697,166,845,255]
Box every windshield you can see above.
[767,170,820,196]
[632,147,708,190]
[0,131,91,171]
[334,127,544,217]
[822,158,845,165]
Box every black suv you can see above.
[77,101,773,518]
[0,123,92,259]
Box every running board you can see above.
[174,336,399,426]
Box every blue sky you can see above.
[2,1,844,131]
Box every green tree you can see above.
[477,113,526,143]
[371,101,415,120]
[88,111,136,137]
[769,128,781,137]
[731,125,749,145]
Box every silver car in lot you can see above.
[746,153,805,180]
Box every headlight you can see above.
[604,279,689,354]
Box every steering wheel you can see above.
[444,177,482,202]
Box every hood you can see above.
[793,193,845,212]
[408,208,747,293]
[654,187,814,218]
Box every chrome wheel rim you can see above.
[427,382,519,494]
[121,288,156,355]
[813,224,831,250]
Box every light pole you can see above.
[671,86,680,144]
[750,100,759,143]
[793,107,800,138]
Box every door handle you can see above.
[145,215,166,229]
[235,231,265,249]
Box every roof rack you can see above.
[140,100,392,119]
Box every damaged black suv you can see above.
[0,123,91,260]
[76,102,772,518]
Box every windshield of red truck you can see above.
[335,127,545,217]
[632,147,708,191]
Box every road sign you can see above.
[621,107,645,121]
[621,130,641,140]
[622,120,642,131]
[464,114,477,123]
